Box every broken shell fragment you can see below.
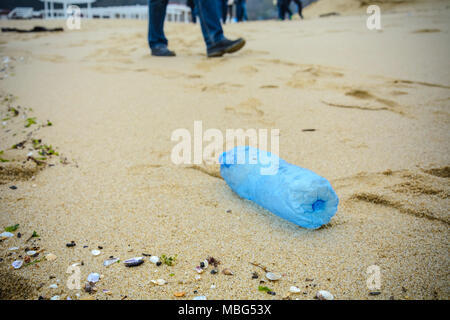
[222,268,234,275]
[193,296,207,300]
[316,290,334,300]
[87,273,100,283]
[124,257,144,267]
[12,260,23,269]
[151,279,167,286]
[91,249,101,256]
[1,232,14,238]
[45,253,57,261]
[195,266,204,274]
[266,272,282,281]
[149,256,160,264]
[174,291,186,297]
[103,257,119,267]
[50,295,60,300]
[290,286,301,293]
[26,250,37,257]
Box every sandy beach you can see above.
[0,0,449,300]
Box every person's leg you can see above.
[220,0,227,24]
[242,0,248,21]
[277,0,284,20]
[148,0,169,49]
[195,0,225,49]
[296,0,303,19]
[235,0,243,22]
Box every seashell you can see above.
[124,257,144,267]
[195,266,204,274]
[316,290,334,300]
[222,268,234,275]
[9,247,19,251]
[91,249,101,256]
[45,253,57,261]
[26,250,37,257]
[87,273,100,283]
[151,279,167,286]
[202,259,209,268]
[149,256,160,264]
[103,258,119,267]
[103,289,112,295]
[195,275,201,281]
[49,284,58,289]
[12,260,23,269]
[266,272,282,281]
[174,292,186,297]
[1,232,14,238]
[50,295,60,300]
[290,286,301,293]
[193,296,207,300]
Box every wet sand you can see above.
[0,1,449,300]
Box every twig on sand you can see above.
[250,262,270,272]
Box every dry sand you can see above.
[0,1,449,300]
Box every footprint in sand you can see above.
[225,98,264,117]
[338,168,450,225]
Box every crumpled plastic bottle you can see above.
[219,146,339,229]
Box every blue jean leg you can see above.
[148,0,169,49]
[195,0,225,49]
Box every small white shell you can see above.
[316,290,334,300]
[290,286,301,293]
[26,250,37,256]
[50,295,60,300]
[91,249,101,256]
[49,284,58,289]
[203,259,209,268]
[149,256,160,264]
[87,273,100,283]
[195,266,204,274]
[151,279,167,286]
[12,260,23,269]
[195,275,201,281]
[103,258,119,267]
[1,232,14,238]
[266,272,282,281]
[124,257,144,267]
[8,247,19,251]
[193,296,207,300]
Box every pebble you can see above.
[316,290,334,300]
[12,260,23,269]
[124,257,144,267]
[149,256,160,264]
[45,253,57,261]
[9,186,17,190]
[66,241,76,248]
[87,273,100,283]
[91,249,101,256]
[222,268,234,275]
[266,272,282,281]
[252,272,259,279]
[290,286,301,293]
[210,269,218,275]
[369,291,381,296]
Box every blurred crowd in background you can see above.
[187,0,304,24]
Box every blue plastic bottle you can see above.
[219,146,339,229]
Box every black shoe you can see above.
[151,46,176,57]
[207,38,246,58]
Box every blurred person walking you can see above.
[148,0,245,57]
[219,0,228,24]
[186,0,197,23]
[235,0,248,22]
